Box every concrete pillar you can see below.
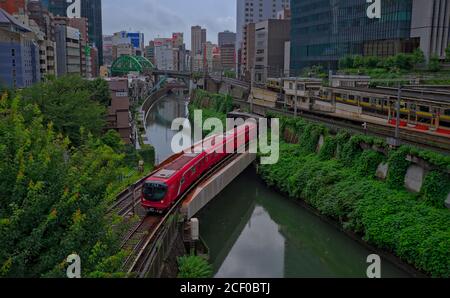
[404,165,426,193]
[190,218,199,241]
[376,162,389,180]
[317,135,325,152]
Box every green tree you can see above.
[223,70,236,79]
[88,78,112,107]
[428,54,442,72]
[394,53,414,70]
[353,55,364,68]
[363,56,380,68]
[412,48,425,67]
[21,75,106,146]
[0,93,125,277]
[339,56,354,69]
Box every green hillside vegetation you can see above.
[258,114,450,277]
[0,76,153,277]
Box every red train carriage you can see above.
[141,123,258,213]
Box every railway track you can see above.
[122,152,239,277]
[235,99,450,154]
[107,153,184,217]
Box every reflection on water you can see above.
[144,93,190,164]
[199,168,411,278]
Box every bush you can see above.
[428,55,442,72]
[258,115,450,277]
[177,255,213,278]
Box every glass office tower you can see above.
[45,0,103,65]
[290,0,416,72]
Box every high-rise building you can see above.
[254,19,290,84]
[44,0,103,66]
[236,0,290,72]
[55,16,90,77]
[242,22,255,80]
[172,32,184,48]
[218,30,236,47]
[0,0,26,15]
[212,45,221,72]
[81,0,103,65]
[220,44,236,71]
[55,24,81,76]
[103,34,113,66]
[144,40,155,65]
[27,1,57,78]
[111,31,144,57]
[154,37,174,71]
[290,0,449,72]
[202,41,214,72]
[0,8,41,88]
[191,25,206,55]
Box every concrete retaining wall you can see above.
[182,153,256,219]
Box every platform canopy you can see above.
[110,55,154,76]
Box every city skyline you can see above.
[103,0,236,48]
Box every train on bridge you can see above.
[141,123,258,213]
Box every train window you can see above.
[444,109,450,116]
[191,167,196,174]
[419,106,430,113]
[181,177,185,185]
[362,97,370,103]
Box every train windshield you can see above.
[143,182,167,202]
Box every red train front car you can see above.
[141,123,257,213]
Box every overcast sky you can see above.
[103,0,236,49]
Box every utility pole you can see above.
[279,68,284,109]
[294,76,298,117]
[395,84,402,142]
[250,67,254,113]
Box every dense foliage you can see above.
[259,115,450,277]
[339,51,425,72]
[428,55,442,72]
[0,77,152,277]
[189,89,234,135]
[177,255,213,278]
[20,76,110,146]
[337,51,450,86]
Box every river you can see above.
[145,94,412,278]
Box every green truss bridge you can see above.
[111,55,155,76]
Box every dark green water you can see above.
[146,95,411,278]
[197,168,411,278]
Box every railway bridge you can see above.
[109,148,256,278]
[110,140,257,278]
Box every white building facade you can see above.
[236,0,290,69]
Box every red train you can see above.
[141,123,258,213]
